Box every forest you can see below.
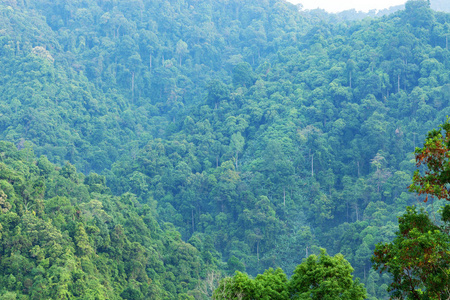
[0,0,450,298]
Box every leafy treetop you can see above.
[409,118,450,201]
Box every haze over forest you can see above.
[296,0,450,11]
[0,0,450,299]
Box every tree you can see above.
[409,118,450,201]
[121,286,144,300]
[213,250,365,299]
[227,256,246,274]
[346,59,357,89]
[230,132,244,170]
[232,63,255,88]
[176,39,188,67]
[404,0,434,29]
[373,119,450,299]
[372,206,450,299]
[289,249,367,300]
[213,268,289,300]
[74,223,94,256]
[213,271,253,300]
[254,268,289,300]
[206,80,229,109]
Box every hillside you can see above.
[0,0,450,299]
[0,141,220,299]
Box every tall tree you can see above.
[373,119,450,299]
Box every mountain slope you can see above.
[1,0,450,299]
[0,141,221,299]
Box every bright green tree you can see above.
[289,249,367,300]
[213,268,289,300]
[214,250,365,300]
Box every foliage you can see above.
[409,118,450,201]
[0,142,219,299]
[289,249,366,300]
[372,206,450,299]
[1,0,450,298]
[213,250,366,300]
[373,119,450,299]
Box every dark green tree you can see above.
[373,119,450,299]
[372,206,450,299]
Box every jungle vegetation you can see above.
[1,0,450,298]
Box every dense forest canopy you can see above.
[1,0,450,298]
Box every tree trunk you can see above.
[116,24,121,38]
[192,209,195,233]
[346,201,349,222]
[114,56,117,78]
[149,53,152,70]
[257,241,260,262]
[355,203,359,221]
[376,167,380,193]
[131,71,135,103]
[349,71,352,89]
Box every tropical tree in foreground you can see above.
[409,119,450,201]
[213,268,289,300]
[213,249,366,299]
[372,119,450,299]
[289,249,366,300]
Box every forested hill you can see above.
[0,0,309,173]
[0,141,220,299]
[0,0,450,299]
